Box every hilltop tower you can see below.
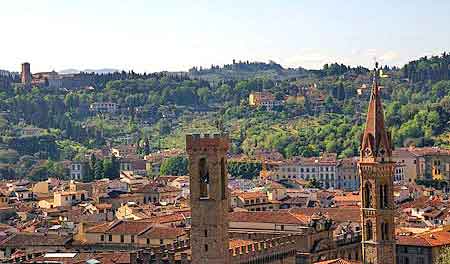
[186,133,230,264]
[21,62,32,85]
[359,63,396,264]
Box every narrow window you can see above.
[364,182,372,208]
[221,158,226,200]
[384,223,389,240]
[199,158,209,199]
[204,244,208,252]
[383,185,389,208]
[120,234,124,243]
[379,185,384,209]
[366,221,373,240]
[108,234,112,241]
[204,230,208,237]
[100,235,104,241]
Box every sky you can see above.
[1,0,449,73]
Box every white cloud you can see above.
[379,51,400,62]
[283,51,344,69]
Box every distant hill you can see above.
[0,69,18,77]
[59,68,120,74]
[187,60,310,82]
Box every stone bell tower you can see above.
[359,63,396,264]
[186,133,230,264]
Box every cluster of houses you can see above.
[1,170,450,263]
[255,146,450,191]
[0,142,447,263]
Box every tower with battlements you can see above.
[186,133,230,264]
[359,63,396,264]
[21,62,32,86]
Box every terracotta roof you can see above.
[237,191,267,200]
[334,193,361,202]
[397,229,450,247]
[25,252,133,264]
[289,208,361,223]
[314,258,361,264]
[229,211,310,225]
[88,220,152,235]
[0,233,70,247]
[138,225,186,239]
[139,211,191,224]
[135,183,180,194]
[95,203,112,209]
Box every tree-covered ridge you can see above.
[0,53,449,181]
[402,52,450,83]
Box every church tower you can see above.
[359,63,396,264]
[186,133,230,264]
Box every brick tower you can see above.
[359,63,396,264]
[186,133,230,264]
[21,62,32,86]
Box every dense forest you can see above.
[0,53,449,180]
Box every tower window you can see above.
[384,222,389,240]
[379,185,384,209]
[383,185,388,208]
[364,182,372,208]
[199,158,210,199]
[204,244,208,252]
[221,158,226,200]
[204,230,208,237]
[366,221,373,240]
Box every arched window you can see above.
[366,221,373,241]
[364,182,372,208]
[199,158,209,199]
[221,158,226,200]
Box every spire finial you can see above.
[360,60,392,163]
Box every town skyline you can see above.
[1,0,450,73]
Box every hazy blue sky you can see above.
[1,0,449,73]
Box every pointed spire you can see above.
[360,62,392,163]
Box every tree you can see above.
[437,246,450,264]
[306,178,322,188]
[103,157,120,180]
[0,149,19,164]
[29,162,49,181]
[94,159,104,179]
[159,156,188,176]
[143,138,151,156]
[337,82,345,101]
[227,161,262,179]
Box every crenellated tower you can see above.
[186,133,230,264]
[359,63,396,264]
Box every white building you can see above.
[394,162,407,183]
[70,162,86,181]
[89,102,119,113]
[336,157,359,191]
[265,154,338,189]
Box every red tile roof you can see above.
[0,233,70,247]
[229,211,310,225]
[289,208,361,223]
[397,229,450,247]
[314,259,361,264]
